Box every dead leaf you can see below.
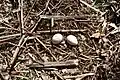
[91,33,101,38]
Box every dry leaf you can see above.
[91,33,101,38]
[91,33,105,38]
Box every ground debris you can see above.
[0,0,120,80]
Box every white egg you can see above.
[52,33,63,44]
[67,35,78,45]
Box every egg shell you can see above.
[66,35,78,45]
[52,33,63,44]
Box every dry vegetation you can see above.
[0,0,120,80]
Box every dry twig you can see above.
[79,0,103,14]
[64,73,95,79]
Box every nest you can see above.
[0,0,120,80]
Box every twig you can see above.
[42,68,58,71]
[10,35,26,72]
[79,0,103,14]
[28,59,79,68]
[11,75,29,79]
[21,0,24,33]
[36,37,58,62]
[0,21,19,31]
[23,0,36,22]
[29,46,44,62]
[9,18,42,73]
[51,18,54,32]
[53,45,67,53]
[51,0,62,10]
[37,29,86,33]
[0,37,15,45]
[0,29,85,40]
[0,72,5,80]
[0,33,21,40]
[0,27,18,31]
[40,15,89,19]
[64,73,95,79]
[8,42,25,48]
[37,0,50,16]
[20,18,42,47]
[53,71,65,80]
[27,53,44,65]
[40,15,94,22]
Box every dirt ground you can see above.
[0,0,120,80]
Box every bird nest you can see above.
[0,0,120,80]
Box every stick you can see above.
[0,72,5,80]
[29,46,44,62]
[37,0,50,16]
[8,42,25,48]
[79,0,103,14]
[0,21,19,31]
[37,29,86,33]
[53,71,65,80]
[21,0,24,33]
[23,0,36,22]
[10,35,26,72]
[0,37,15,44]
[40,15,90,19]
[36,37,58,62]
[64,73,95,79]
[0,33,21,39]
[0,29,85,40]
[10,18,42,73]
[28,59,79,68]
